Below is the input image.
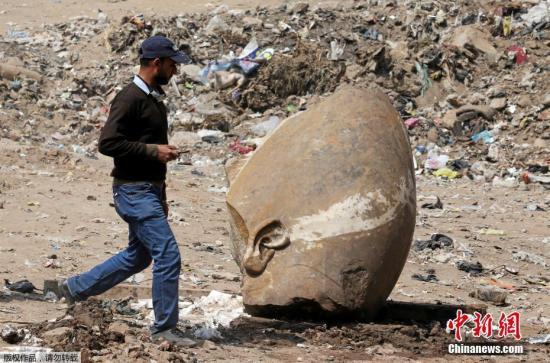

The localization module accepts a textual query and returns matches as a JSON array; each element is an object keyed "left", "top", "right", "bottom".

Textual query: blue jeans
[{"left": 67, "top": 182, "right": 181, "bottom": 333}]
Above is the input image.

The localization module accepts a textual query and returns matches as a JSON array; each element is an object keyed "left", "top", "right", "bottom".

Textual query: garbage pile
[{"left": 0, "top": 0, "right": 548, "bottom": 180}]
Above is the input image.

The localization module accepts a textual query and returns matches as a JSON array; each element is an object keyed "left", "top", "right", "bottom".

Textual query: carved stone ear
[
  {"left": 255, "top": 220, "right": 290, "bottom": 249},
  {"left": 243, "top": 220, "right": 290, "bottom": 276}
]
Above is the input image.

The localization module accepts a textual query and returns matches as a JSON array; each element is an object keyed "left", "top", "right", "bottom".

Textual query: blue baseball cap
[{"left": 139, "top": 36, "right": 191, "bottom": 64}]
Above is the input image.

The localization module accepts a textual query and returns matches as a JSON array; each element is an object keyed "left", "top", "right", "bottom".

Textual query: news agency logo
[
  {"left": 447, "top": 309, "right": 521, "bottom": 341},
  {"left": 448, "top": 343, "right": 524, "bottom": 355},
  {"left": 446, "top": 309, "right": 524, "bottom": 355}
]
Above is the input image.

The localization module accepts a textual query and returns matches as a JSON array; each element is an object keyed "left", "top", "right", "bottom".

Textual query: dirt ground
[
  {"left": 0, "top": 137, "right": 548, "bottom": 361},
  {"left": 0, "top": 0, "right": 549, "bottom": 361},
  {"left": 0, "top": 0, "right": 351, "bottom": 33}
]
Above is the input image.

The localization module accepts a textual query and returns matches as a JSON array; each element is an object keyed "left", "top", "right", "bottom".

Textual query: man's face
[{"left": 153, "top": 58, "right": 178, "bottom": 85}]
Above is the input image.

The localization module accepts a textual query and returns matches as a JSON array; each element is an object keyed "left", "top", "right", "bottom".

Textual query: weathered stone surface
[{"left": 225, "top": 86, "right": 416, "bottom": 318}]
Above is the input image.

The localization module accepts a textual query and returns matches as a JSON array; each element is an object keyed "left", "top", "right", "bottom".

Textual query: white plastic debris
[
  {"left": 191, "top": 155, "right": 221, "bottom": 166},
  {"left": 521, "top": 1, "right": 550, "bottom": 27},
  {"left": 512, "top": 251, "right": 547, "bottom": 267},
  {"left": 44, "top": 291, "right": 59, "bottom": 301},
  {"left": 131, "top": 291, "right": 246, "bottom": 339},
  {"left": 238, "top": 37, "right": 259, "bottom": 59},
  {"left": 528, "top": 334, "right": 550, "bottom": 344},
  {"left": 210, "top": 4, "right": 229, "bottom": 15},
  {"left": 251, "top": 116, "right": 281, "bottom": 137},
  {"left": 424, "top": 150, "right": 449, "bottom": 170},
  {"left": 125, "top": 273, "right": 145, "bottom": 284},
  {"left": 196, "top": 129, "right": 224, "bottom": 139},
  {"left": 492, "top": 176, "right": 517, "bottom": 189},
  {"left": 179, "top": 290, "right": 245, "bottom": 339},
  {"left": 207, "top": 186, "right": 228, "bottom": 194},
  {"left": 329, "top": 40, "right": 345, "bottom": 61},
  {"left": 433, "top": 252, "right": 455, "bottom": 264},
  {"left": 130, "top": 298, "right": 153, "bottom": 310}
]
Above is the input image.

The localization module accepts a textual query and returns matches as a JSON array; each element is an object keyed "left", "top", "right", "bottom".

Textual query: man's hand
[{"left": 157, "top": 145, "right": 179, "bottom": 163}]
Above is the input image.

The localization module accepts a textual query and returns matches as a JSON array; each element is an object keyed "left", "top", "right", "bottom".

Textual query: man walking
[{"left": 59, "top": 36, "right": 196, "bottom": 347}]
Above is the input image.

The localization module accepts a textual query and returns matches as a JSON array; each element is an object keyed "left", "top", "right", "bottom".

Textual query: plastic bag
[
  {"left": 471, "top": 130, "right": 494, "bottom": 144},
  {"left": 424, "top": 150, "right": 449, "bottom": 170},
  {"left": 239, "top": 37, "right": 259, "bottom": 59},
  {"left": 433, "top": 168, "right": 459, "bottom": 179}
]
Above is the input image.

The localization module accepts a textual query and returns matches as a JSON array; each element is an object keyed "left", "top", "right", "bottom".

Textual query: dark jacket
[{"left": 99, "top": 82, "right": 168, "bottom": 181}]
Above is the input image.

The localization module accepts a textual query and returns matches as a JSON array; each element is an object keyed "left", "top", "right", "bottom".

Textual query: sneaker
[
  {"left": 152, "top": 328, "right": 198, "bottom": 348},
  {"left": 57, "top": 279, "right": 76, "bottom": 306}
]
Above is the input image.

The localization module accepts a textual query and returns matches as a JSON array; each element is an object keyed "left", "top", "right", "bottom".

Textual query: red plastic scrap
[
  {"left": 507, "top": 45, "right": 527, "bottom": 65},
  {"left": 404, "top": 118, "right": 420, "bottom": 129},
  {"left": 229, "top": 139, "right": 255, "bottom": 154},
  {"left": 521, "top": 172, "right": 531, "bottom": 184}
]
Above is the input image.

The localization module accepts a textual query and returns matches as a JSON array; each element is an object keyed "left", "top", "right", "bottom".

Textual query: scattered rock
[
  {"left": 414, "top": 234, "right": 454, "bottom": 251},
  {"left": 1, "top": 325, "right": 24, "bottom": 344},
  {"left": 107, "top": 321, "right": 131, "bottom": 337},
  {"left": 158, "top": 340, "right": 172, "bottom": 351},
  {"left": 0, "top": 64, "right": 43, "bottom": 82},
  {"left": 289, "top": 3, "right": 309, "bottom": 15},
  {"left": 513, "top": 251, "right": 547, "bottom": 266},
  {"left": 180, "top": 64, "right": 203, "bottom": 83},
  {"left": 421, "top": 196, "right": 443, "bottom": 209},
  {"left": 449, "top": 25, "right": 499, "bottom": 62},
  {"left": 412, "top": 270, "right": 438, "bottom": 282},
  {"left": 202, "top": 340, "right": 218, "bottom": 350},
  {"left": 42, "top": 327, "right": 71, "bottom": 344},
  {"left": 456, "top": 260, "right": 483, "bottom": 275},
  {"left": 345, "top": 64, "right": 363, "bottom": 80},
  {"left": 242, "top": 17, "right": 263, "bottom": 28},
  {"left": 170, "top": 131, "right": 202, "bottom": 148},
  {"left": 211, "top": 272, "right": 240, "bottom": 282},
  {"left": 489, "top": 97, "right": 507, "bottom": 111},
  {"left": 469, "top": 287, "right": 507, "bottom": 306}
]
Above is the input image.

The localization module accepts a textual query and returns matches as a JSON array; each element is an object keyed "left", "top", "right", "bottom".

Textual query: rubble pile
[
  {"left": 240, "top": 40, "right": 345, "bottom": 111},
  {"left": 25, "top": 299, "right": 197, "bottom": 361},
  {"left": 0, "top": 0, "right": 548, "bottom": 186}
]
